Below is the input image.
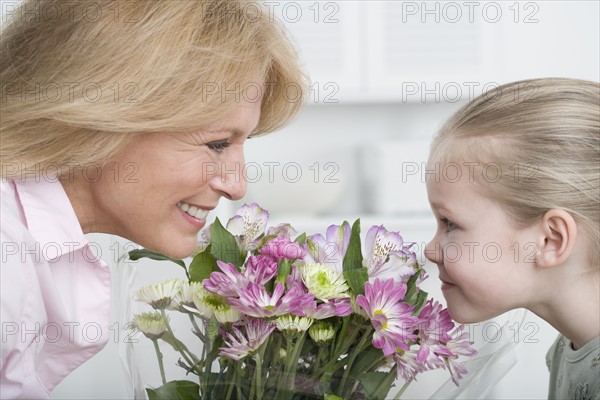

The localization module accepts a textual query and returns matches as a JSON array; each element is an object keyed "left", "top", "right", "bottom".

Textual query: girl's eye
[
  {"left": 206, "top": 141, "right": 231, "bottom": 153},
  {"left": 440, "top": 217, "right": 458, "bottom": 232}
]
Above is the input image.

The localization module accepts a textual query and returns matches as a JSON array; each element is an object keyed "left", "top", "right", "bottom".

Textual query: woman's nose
[{"left": 211, "top": 148, "right": 247, "bottom": 200}]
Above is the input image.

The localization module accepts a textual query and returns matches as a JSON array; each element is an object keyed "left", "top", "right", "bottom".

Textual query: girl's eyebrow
[{"left": 430, "top": 202, "right": 449, "bottom": 211}]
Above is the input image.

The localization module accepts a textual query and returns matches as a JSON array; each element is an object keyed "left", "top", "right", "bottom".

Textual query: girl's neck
[{"left": 531, "top": 269, "right": 600, "bottom": 350}]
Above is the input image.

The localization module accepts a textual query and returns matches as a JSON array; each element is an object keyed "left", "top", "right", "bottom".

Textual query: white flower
[
  {"left": 275, "top": 315, "right": 314, "bottom": 333},
  {"left": 214, "top": 308, "right": 242, "bottom": 324},
  {"left": 174, "top": 281, "right": 204, "bottom": 312},
  {"left": 135, "top": 279, "right": 183, "bottom": 310},
  {"left": 300, "top": 263, "right": 350, "bottom": 301},
  {"left": 226, "top": 203, "right": 269, "bottom": 252},
  {"left": 190, "top": 289, "right": 241, "bottom": 323},
  {"left": 133, "top": 312, "right": 167, "bottom": 340},
  {"left": 308, "top": 320, "right": 336, "bottom": 344}
]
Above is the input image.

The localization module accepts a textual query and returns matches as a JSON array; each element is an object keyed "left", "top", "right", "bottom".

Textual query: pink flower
[
  {"left": 445, "top": 327, "right": 477, "bottom": 385},
  {"left": 228, "top": 282, "right": 314, "bottom": 318},
  {"left": 363, "top": 226, "right": 420, "bottom": 284},
  {"left": 203, "top": 260, "right": 249, "bottom": 297},
  {"left": 393, "top": 347, "right": 424, "bottom": 381},
  {"left": 417, "top": 300, "right": 454, "bottom": 343},
  {"left": 226, "top": 203, "right": 269, "bottom": 252},
  {"left": 219, "top": 318, "right": 276, "bottom": 360},
  {"left": 303, "top": 223, "right": 351, "bottom": 274},
  {"left": 204, "top": 257, "right": 279, "bottom": 297},
  {"left": 300, "top": 298, "right": 352, "bottom": 319},
  {"left": 259, "top": 236, "right": 305, "bottom": 260},
  {"left": 409, "top": 301, "right": 458, "bottom": 373},
  {"left": 356, "top": 279, "right": 417, "bottom": 356},
  {"left": 245, "top": 255, "right": 278, "bottom": 285},
  {"left": 266, "top": 223, "right": 298, "bottom": 240}
]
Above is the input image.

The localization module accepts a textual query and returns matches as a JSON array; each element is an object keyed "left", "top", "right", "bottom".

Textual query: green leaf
[
  {"left": 128, "top": 249, "right": 186, "bottom": 269},
  {"left": 357, "top": 372, "right": 396, "bottom": 400},
  {"left": 276, "top": 259, "right": 292, "bottom": 285},
  {"left": 412, "top": 289, "right": 429, "bottom": 315},
  {"left": 188, "top": 245, "right": 217, "bottom": 283},
  {"left": 349, "top": 347, "right": 386, "bottom": 376},
  {"left": 210, "top": 218, "right": 242, "bottom": 269},
  {"left": 146, "top": 380, "right": 200, "bottom": 400},
  {"left": 404, "top": 268, "right": 424, "bottom": 304},
  {"left": 343, "top": 268, "right": 369, "bottom": 296},
  {"left": 294, "top": 232, "right": 307, "bottom": 244},
  {"left": 342, "top": 219, "right": 363, "bottom": 272}
]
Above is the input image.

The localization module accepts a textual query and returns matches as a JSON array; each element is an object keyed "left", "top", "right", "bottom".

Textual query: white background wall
[{"left": 2, "top": 0, "right": 599, "bottom": 399}]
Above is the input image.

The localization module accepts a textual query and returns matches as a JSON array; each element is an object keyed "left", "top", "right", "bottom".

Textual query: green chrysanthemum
[
  {"left": 309, "top": 320, "right": 336, "bottom": 344},
  {"left": 133, "top": 312, "right": 167, "bottom": 340},
  {"left": 275, "top": 314, "right": 314, "bottom": 334},
  {"left": 300, "top": 263, "right": 350, "bottom": 301}
]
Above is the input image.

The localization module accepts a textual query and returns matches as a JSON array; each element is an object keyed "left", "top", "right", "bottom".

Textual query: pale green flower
[
  {"left": 174, "top": 281, "right": 204, "bottom": 312},
  {"left": 133, "top": 312, "right": 167, "bottom": 340},
  {"left": 135, "top": 279, "right": 183, "bottom": 310},
  {"left": 309, "top": 320, "right": 336, "bottom": 344},
  {"left": 275, "top": 314, "right": 314, "bottom": 334},
  {"left": 214, "top": 307, "right": 242, "bottom": 324},
  {"left": 300, "top": 263, "right": 350, "bottom": 301},
  {"left": 191, "top": 290, "right": 241, "bottom": 323}
]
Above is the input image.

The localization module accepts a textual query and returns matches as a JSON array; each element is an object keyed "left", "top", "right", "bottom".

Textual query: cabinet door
[
  {"left": 278, "top": 0, "right": 362, "bottom": 103},
  {"left": 365, "top": 1, "right": 498, "bottom": 102}
]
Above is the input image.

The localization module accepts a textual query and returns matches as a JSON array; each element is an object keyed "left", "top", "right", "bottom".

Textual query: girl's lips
[{"left": 439, "top": 274, "right": 456, "bottom": 290}]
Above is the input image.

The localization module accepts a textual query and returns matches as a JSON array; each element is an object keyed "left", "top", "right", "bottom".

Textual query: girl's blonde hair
[
  {"left": 1, "top": 0, "right": 308, "bottom": 178},
  {"left": 431, "top": 78, "right": 600, "bottom": 262}
]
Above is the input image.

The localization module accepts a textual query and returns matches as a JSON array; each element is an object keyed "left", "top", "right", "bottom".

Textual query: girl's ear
[{"left": 535, "top": 209, "right": 578, "bottom": 268}]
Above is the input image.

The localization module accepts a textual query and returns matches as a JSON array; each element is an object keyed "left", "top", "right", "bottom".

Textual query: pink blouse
[{"left": 1, "top": 179, "right": 111, "bottom": 398}]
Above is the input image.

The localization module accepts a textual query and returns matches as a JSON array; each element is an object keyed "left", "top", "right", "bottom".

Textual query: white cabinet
[
  {"left": 281, "top": 1, "right": 599, "bottom": 103},
  {"left": 278, "top": 1, "right": 363, "bottom": 102}
]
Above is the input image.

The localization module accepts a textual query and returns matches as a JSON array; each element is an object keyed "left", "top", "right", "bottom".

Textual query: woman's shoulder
[{"left": 1, "top": 180, "right": 28, "bottom": 234}]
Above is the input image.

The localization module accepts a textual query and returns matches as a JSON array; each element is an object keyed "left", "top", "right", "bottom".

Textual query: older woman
[{"left": 0, "top": 0, "right": 307, "bottom": 397}]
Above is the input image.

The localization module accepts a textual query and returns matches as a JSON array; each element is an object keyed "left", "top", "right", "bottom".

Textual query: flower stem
[
  {"left": 393, "top": 379, "right": 413, "bottom": 400},
  {"left": 188, "top": 313, "right": 206, "bottom": 342},
  {"left": 160, "top": 309, "right": 201, "bottom": 375},
  {"left": 316, "top": 320, "right": 362, "bottom": 376},
  {"left": 284, "top": 332, "right": 306, "bottom": 400},
  {"left": 224, "top": 361, "right": 236, "bottom": 400},
  {"left": 235, "top": 362, "right": 243, "bottom": 400},
  {"left": 250, "top": 353, "right": 263, "bottom": 400},
  {"left": 315, "top": 345, "right": 326, "bottom": 372},
  {"left": 339, "top": 326, "right": 373, "bottom": 397},
  {"left": 152, "top": 339, "right": 167, "bottom": 385}
]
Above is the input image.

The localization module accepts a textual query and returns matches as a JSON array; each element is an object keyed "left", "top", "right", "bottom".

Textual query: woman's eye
[
  {"left": 206, "top": 141, "right": 231, "bottom": 153},
  {"left": 440, "top": 217, "right": 458, "bottom": 232}
]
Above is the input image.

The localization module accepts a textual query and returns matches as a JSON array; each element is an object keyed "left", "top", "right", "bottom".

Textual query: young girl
[{"left": 424, "top": 78, "right": 599, "bottom": 399}]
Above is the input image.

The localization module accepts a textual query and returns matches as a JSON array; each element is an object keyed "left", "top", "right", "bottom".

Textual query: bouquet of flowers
[{"left": 128, "top": 204, "right": 476, "bottom": 400}]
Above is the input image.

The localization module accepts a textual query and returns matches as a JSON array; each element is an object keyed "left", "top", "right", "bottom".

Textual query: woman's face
[{"left": 91, "top": 98, "right": 261, "bottom": 258}]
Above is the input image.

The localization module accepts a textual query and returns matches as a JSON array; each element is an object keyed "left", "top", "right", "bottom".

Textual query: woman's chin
[{"left": 141, "top": 239, "right": 197, "bottom": 260}]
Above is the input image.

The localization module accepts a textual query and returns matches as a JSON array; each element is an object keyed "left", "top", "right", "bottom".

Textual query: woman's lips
[{"left": 177, "top": 205, "right": 207, "bottom": 229}]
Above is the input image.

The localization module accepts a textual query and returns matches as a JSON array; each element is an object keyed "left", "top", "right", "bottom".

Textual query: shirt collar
[{"left": 15, "top": 179, "right": 88, "bottom": 260}]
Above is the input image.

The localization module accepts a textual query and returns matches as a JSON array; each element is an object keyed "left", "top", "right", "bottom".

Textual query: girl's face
[
  {"left": 424, "top": 160, "right": 538, "bottom": 323},
  {"left": 89, "top": 98, "right": 262, "bottom": 259}
]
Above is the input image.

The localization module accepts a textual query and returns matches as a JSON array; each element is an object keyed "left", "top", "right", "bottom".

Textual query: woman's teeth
[{"left": 177, "top": 201, "right": 209, "bottom": 219}]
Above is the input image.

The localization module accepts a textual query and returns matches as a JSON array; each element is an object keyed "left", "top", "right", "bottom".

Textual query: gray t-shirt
[{"left": 546, "top": 334, "right": 600, "bottom": 400}]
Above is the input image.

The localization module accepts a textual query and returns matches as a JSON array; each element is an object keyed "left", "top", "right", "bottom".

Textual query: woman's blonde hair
[
  {"left": 1, "top": 0, "right": 308, "bottom": 178},
  {"left": 431, "top": 78, "right": 600, "bottom": 262}
]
